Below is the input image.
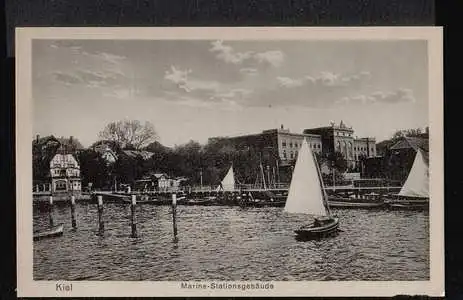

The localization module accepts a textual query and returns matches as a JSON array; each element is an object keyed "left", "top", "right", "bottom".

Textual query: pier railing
[{"left": 113, "top": 183, "right": 400, "bottom": 194}]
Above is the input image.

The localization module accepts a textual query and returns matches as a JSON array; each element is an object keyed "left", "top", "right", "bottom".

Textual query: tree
[
  {"left": 326, "top": 151, "right": 348, "bottom": 174},
  {"left": 392, "top": 128, "right": 424, "bottom": 140},
  {"left": 98, "top": 120, "right": 158, "bottom": 150},
  {"left": 78, "top": 149, "right": 111, "bottom": 189}
]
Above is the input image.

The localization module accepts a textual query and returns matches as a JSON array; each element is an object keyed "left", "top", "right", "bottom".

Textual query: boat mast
[{"left": 312, "top": 151, "right": 332, "bottom": 217}]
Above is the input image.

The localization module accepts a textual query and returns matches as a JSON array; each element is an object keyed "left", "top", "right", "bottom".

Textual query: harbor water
[{"left": 33, "top": 203, "right": 429, "bottom": 281}]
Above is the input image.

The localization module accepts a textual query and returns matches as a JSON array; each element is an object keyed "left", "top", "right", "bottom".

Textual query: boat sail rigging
[
  {"left": 398, "top": 149, "right": 429, "bottom": 198},
  {"left": 284, "top": 138, "right": 339, "bottom": 239},
  {"left": 284, "top": 138, "right": 330, "bottom": 217}
]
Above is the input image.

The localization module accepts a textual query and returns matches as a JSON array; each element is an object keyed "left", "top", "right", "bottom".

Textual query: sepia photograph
[{"left": 16, "top": 27, "right": 444, "bottom": 297}]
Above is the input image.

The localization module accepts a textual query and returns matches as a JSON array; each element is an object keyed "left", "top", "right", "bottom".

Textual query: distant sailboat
[
  {"left": 387, "top": 149, "right": 429, "bottom": 210},
  {"left": 284, "top": 139, "right": 339, "bottom": 239},
  {"left": 216, "top": 165, "right": 235, "bottom": 192}
]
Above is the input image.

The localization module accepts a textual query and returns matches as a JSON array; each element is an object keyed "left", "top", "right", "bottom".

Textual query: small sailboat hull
[
  {"left": 294, "top": 217, "right": 339, "bottom": 239},
  {"left": 33, "top": 224, "right": 64, "bottom": 241},
  {"left": 386, "top": 198, "right": 429, "bottom": 211},
  {"left": 328, "top": 200, "right": 385, "bottom": 209},
  {"left": 184, "top": 197, "right": 216, "bottom": 206}
]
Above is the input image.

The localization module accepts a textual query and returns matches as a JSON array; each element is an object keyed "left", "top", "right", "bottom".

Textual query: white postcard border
[{"left": 16, "top": 26, "right": 444, "bottom": 297}]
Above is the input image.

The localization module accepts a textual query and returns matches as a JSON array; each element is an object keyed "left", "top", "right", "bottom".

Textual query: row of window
[
  {"left": 282, "top": 150, "right": 298, "bottom": 159},
  {"left": 336, "top": 132, "right": 352, "bottom": 137},
  {"left": 50, "top": 169, "right": 80, "bottom": 177},
  {"left": 282, "top": 140, "right": 321, "bottom": 149},
  {"left": 354, "top": 146, "right": 374, "bottom": 152}
]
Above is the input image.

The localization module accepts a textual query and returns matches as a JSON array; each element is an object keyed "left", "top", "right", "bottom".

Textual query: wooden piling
[
  {"left": 70, "top": 195, "right": 77, "bottom": 229},
  {"left": 48, "top": 196, "right": 54, "bottom": 227},
  {"left": 97, "top": 195, "right": 104, "bottom": 234},
  {"left": 130, "top": 195, "right": 138, "bottom": 238},
  {"left": 172, "top": 193, "right": 178, "bottom": 242}
]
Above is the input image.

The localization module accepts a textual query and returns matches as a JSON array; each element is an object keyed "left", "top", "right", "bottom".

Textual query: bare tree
[{"left": 98, "top": 120, "right": 158, "bottom": 150}]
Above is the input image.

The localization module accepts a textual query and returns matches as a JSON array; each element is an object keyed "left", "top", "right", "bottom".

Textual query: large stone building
[
  {"left": 210, "top": 121, "right": 376, "bottom": 183},
  {"left": 219, "top": 125, "right": 322, "bottom": 167},
  {"left": 304, "top": 120, "right": 376, "bottom": 168},
  {"left": 50, "top": 144, "right": 82, "bottom": 193}
]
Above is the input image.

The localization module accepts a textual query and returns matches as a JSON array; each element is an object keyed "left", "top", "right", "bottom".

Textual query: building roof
[
  {"left": 122, "top": 150, "right": 154, "bottom": 160},
  {"left": 390, "top": 137, "right": 429, "bottom": 152}
]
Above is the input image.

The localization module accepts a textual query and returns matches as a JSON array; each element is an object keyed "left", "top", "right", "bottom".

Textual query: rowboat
[{"left": 33, "top": 224, "right": 64, "bottom": 241}]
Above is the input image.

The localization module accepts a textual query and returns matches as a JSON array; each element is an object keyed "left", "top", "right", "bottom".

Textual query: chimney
[
  {"left": 36, "top": 134, "right": 39, "bottom": 143},
  {"left": 280, "top": 124, "right": 284, "bottom": 130}
]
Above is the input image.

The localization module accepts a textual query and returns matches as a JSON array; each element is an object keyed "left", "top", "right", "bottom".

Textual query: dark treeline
[{"left": 33, "top": 135, "right": 349, "bottom": 190}]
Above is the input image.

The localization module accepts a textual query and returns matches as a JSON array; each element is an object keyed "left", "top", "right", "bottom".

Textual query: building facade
[
  {"left": 50, "top": 145, "right": 82, "bottom": 193},
  {"left": 304, "top": 121, "right": 376, "bottom": 168},
  {"left": 221, "top": 125, "right": 322, "bottom": 167}
]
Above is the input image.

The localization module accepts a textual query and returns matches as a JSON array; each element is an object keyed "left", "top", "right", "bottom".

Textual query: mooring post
[
  {"left": 48, "top": 196, "right": 54, "bottom": 227},
  {"left": 70, "top": 195, "right": 77, "bottom": 229},
  {"left": 97, "top": 195, "right": 104, "bottom": 234},
  {"left": 172, "top": 193, "right": 178, "bottom": 242},
  {"left": 131, "top": 195, "right": 138, "bottom": 238}
]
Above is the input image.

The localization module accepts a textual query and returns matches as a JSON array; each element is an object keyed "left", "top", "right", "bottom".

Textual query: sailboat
[
  {"left": 216, "top": 165, "right": 235, "bottom": 192},
  {"left": 386, "top": 149, "right": 429, "bottom": 210},
  {"left": 284, "top": 139, "right": 339, "bottom": 239}
]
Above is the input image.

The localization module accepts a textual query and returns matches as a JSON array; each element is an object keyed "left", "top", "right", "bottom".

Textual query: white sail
[
  {"left": 399, "top": 149, "right": 429, "bottom": 198},
  {"left": 218, "top": 166, "right": 235, "bottom": 191},
  {"left": 284, "top": 138, "right": 328, "bottom": 216}
]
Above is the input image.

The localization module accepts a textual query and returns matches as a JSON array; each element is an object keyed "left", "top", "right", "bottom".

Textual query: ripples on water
[{"left": 33, "top": 203, "right": 429, "bottom": 281}]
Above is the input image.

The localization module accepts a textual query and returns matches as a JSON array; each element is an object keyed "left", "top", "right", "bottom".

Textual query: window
[
  {"left": 290, "top": 152, "right": 294, "bottom": 159},
  {"left": 282, "top": 140, "right": 286, "bottom": 147},
  {"left": 283, "top": 151, "right": 287, "bottom": 158},
  {"left": 289, "top": 142, "right": 293, "bottom": 147},
  {"left": 317, "top": 144, "right": 320, "bottom": 149}
]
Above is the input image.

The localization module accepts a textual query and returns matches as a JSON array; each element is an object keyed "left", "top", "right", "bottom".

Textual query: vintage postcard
[{"left": 16, "top": 27, "right": 444, "bottom": 297}]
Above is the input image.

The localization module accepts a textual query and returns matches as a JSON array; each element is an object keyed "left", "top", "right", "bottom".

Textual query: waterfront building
[
  {"left": 91, "top": 140, "right": 119, "bottom": 165},
  {"left": 214, "top": 121, "right": 375, "bottom": 170},
  {"left": 49, "top": 144, "right": 82, "bottom": 193},
  {"left": 214, "top": 124, "right": 322, "bottom": 167},
  {"left": 134, "top": 173, "right": 188, "bottom": 192},
  {"left": 303, "top": 120, "right": 376, "bottom": 168}
]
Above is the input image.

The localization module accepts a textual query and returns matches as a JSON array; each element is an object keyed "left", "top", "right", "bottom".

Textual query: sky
[{"left": 32, "top": 39, "right": 429, "bottom": 148}]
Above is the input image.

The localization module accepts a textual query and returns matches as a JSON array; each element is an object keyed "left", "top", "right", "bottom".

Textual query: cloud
[
  {"left": 103, "top": 88, "right": 132, "bottom": 99},
  {"left": 164, "top": 66, "right": 220, "bottom": 93},
  {"left": 209, "top": 40, "right": 254, "bottom": 64},
  {"left": 96, "top": 52, "right": 126, "bottom": 65},
  {"left": 239, "top": 68, "right": 258, "bottom": 76},
  {"left": 52, "top": 68, "right": 126, "bottom": 89},
  {"left": 48, "top": 42, "right": 126, "bottom": 67},
  {"left": 52, "top": 71, "right": 84, "bottom": 85},
  {"left": 254, "top": 50, "right": 285, "bottom": 67},
  {"left": 212, "top": 88, "right": 253, "bottom": 101},
  {"left": 371, "top": 89, "right": 416, "bottom": 104},
  {"left": 209, "top": 40, "right": 285, "bottom": 67},
  {"left": 277, "top": 71, "right": 371, "bottom": 89},
  {"left": 336, "top": 89, "right": 416, "bottom": 105},
  {"left": 249, "top": 71, "right": 372, "bottom": 108},
  {"left": 277, "top": 76, "right": 305, "bottom": 88}
]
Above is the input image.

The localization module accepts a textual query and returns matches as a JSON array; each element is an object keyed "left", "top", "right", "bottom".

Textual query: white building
[{"left": 50, "top": 145, "right": 81, "bottom": 193}]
